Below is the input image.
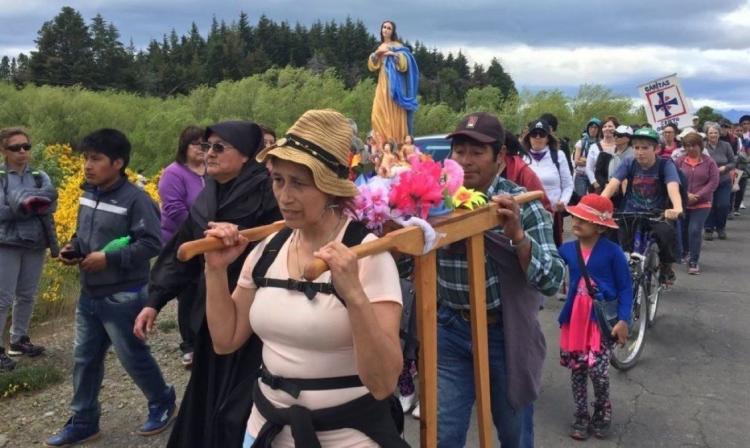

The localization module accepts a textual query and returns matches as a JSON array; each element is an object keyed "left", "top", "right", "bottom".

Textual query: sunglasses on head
[
  {"left": 5, "top": 143, "right": 32, "bottom": 152},
  {"left": 204, "top": 142, "right": 233, "bottom": 153}
]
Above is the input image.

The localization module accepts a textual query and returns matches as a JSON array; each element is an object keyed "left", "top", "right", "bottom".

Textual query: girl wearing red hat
[{"left": 557, "top": 194, "right": 633, "bottom": 440}]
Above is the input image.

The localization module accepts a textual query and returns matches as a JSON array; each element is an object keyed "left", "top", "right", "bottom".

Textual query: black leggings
[{"left": 618, "top": 219, "right": 676, "bottom": 264}]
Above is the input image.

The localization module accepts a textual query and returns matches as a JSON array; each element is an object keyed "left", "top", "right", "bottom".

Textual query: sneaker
[
  {"left": 688, "top": 263, "right": 700, "bottom": 275},
  {"left": 8, "top": 336, "right": 45, "bottom": 357},
  {"left": 680, "top": 253, "right": 690, "bottom": 265},
  {"left": 734, "top": 211, "right": 741, "bottom": 216},
  {"left": 591, "top": 402, "right": 612, "bottom": 439},
  {"left": 703, "top": 230, "right": 714, "bottom": 241},
  {"left": 398, "top": 392, "right": 416, "bottom": 413},
  {"left": 0, "top": 349, "right": 17, "bottom": 371},
  {"left": 569, "top": 414, "right": 590, "bottom": 441},
  {"left": 717, "top": 229, "right": 727, "bottom": 240},
  {"left": 45, "top": 417, "right": 101, "bottom": 447},
  {"left": 411, "top": 403, "right": 420, "bottom": 419},
  {"left": 741, "top": 202, "right": 746, "bottom": 209},
  {"left": 137, "top": 386, "right": 177, "bottom": 436},
  {"left": 181, "top": 352, "right": 193, "bottom": 368}
]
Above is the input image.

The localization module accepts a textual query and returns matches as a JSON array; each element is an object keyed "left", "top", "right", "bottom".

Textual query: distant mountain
[{"left": 718, "top": 109, "right": 750, "bottom": 123}]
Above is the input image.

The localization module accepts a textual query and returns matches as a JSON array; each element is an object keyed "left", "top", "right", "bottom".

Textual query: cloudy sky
[{"left": 2, "top": 0, "right": 750, "bottom": 112}]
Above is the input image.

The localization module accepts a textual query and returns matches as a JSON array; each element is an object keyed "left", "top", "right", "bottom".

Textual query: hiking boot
[
  {"left": 0, "top": 348, "right": 17, "bottom": 371},
  {"left": 688, "top": 263, "right": 700, "bottom": 275},
  {"left": 8, "top": 336, "right": 45, "bottom": 357},
  {"left": 704, "top": 230, "right": 714, "bottom": 241},
  {"left": 591, "top": 402, "right": 612, "bottom": 439},
  {"left": 569, "top": 413, "right": 591, "bottom": 440},
  {"left": 45, "top": 417, "right": 101, "bottom": 447},
  {"left": 717, "top": 229, "right": 727, "bottom": 240},
  {"left": 137, "top": 386, "right": 176, "bottom": 436}
]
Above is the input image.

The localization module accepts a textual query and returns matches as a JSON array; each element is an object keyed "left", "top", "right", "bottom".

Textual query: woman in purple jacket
[
  {"left": 157, "top": 125, "right": 206, "bottom": 366},
  {"left": 675, "top": 132, "right": 719, "bottom": 275}
]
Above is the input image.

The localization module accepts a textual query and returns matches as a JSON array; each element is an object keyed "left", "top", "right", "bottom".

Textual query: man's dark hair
[
  {"left": 77, "top": 128, "right": 131, "bottom": 174},
  {"left": 175, "top": 125, "right": 205, "bottom": 165},
  {"left": 450, "top": 135, "right": 501, "bottom": 158},
  {"left": 539, "top": 113, "right": 558, "bottom": 132}
]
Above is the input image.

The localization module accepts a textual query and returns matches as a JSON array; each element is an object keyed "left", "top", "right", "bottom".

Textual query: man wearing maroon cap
[{"left": 436, "top": 112, "right": 565, "bottom": 447}]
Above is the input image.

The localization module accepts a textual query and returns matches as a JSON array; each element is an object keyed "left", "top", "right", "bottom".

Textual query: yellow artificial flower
[{"left": 452, "top": 186, "right": 487, "bottom": 210}]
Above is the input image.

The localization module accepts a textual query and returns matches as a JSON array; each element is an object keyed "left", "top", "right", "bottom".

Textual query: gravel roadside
[{"left": 0, "top": 301, "right": 191, "bottom": 448}]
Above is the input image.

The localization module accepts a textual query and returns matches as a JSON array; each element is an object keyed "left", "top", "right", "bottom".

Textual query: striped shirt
[{"left": 437, "top": 176, "right": 565, "bottom": 310}]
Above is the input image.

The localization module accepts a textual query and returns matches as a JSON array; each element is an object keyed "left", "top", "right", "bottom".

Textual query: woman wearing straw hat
[{"left": 202, "top": 109, "right": 407, "bottom": 447}]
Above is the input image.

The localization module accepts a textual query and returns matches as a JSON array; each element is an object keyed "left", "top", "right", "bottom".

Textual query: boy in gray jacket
[
  {"left": 46, "top": 129, "right": 175, "bottom": 447},
  {"left": 0, "top": 127, "right": 59, "bottom": 371}
]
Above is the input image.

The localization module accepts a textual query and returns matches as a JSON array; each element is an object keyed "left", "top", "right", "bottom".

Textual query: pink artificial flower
[
  {"left": 441, "top": 159, "right": 464, "bottom": 195},
  {"left": 389, "top": 169, "right": 444, "bottom": 219}
]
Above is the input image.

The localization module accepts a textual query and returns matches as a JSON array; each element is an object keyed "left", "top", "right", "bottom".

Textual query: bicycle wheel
[
  {"left": 611, "top": 277, "right": 648, "bottom": 371},
  {"left": 645, "top": 243, "right": 661, "bottom": 327}
]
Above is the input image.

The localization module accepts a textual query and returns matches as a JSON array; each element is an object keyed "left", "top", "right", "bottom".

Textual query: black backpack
[
  {"left": 624, "top": 157, "right": 688, "bottom": 211},
  {"left": 250, "top": 220, "right": 406, "bottom": 435}
]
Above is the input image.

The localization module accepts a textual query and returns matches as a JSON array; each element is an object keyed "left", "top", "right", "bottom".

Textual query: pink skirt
[{"left": 560, "top": 279, "right": 602, "bottom": 369}]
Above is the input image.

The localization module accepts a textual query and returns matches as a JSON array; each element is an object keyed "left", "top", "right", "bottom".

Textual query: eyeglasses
[
  {"left": 204, "top": 142, "right": 234, "bottom": 153},
  {"left": 5, "top": 143, "right": 32, "bottom": 152},
  {"left": 529, "top": 132, "right": 547, "bottom": 139},
  {"left": 190, "top": 141, "right": 209, "bottom": 151}
]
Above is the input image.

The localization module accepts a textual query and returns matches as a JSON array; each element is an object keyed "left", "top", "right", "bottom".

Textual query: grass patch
[
  {"left": 157, "top": 319, "right": 178, "bottom": 333},
  {"left": 0, "top": 364, "right": 65, "bottom": 399}
]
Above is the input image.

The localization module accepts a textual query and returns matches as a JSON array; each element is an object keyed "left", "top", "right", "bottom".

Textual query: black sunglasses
[
  {"left": 5, "top": 143, "right": 32, "bottom": 152},
  {"left": 204, "top": 142, "right": 233, "bottom": 153},
  {"left": 529, "top": 131, "right": 547, "bottom": 138}
]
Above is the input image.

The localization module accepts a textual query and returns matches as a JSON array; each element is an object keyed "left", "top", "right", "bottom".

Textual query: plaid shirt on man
[{"left": 437, "top": 175, "right": 564, "bottom": 310}]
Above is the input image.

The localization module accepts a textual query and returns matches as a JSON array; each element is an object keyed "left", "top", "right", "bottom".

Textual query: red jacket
[{"left": 502, "top": 155, "right": 553, "bottom": 212}]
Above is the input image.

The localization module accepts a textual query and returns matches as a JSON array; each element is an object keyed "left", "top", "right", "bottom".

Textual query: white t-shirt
[{"left": 236, "top": 219, "right": 402, "bottom": 447}]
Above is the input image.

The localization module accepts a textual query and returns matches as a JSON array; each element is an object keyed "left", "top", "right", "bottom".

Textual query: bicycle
[{"left": 610, "top": 210, "right": 667, "bottom": 371}]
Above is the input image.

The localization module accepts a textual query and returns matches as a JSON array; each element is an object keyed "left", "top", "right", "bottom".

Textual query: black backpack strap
[
  {"left": 252, "top": 227, "right": 294, "bottom": 281},
  {"left": 575, "top": 241, "right": 598, "bottom": 299},
  {"left": 31, "top": 170, "right": 44, "bottom": 189},
  {"left": 342, "top": 219, "right": 371, "bottom": 247},
  {"left": 549, "top": 147, "right": 560, "bottom": 172},
  {"left": 252, "top": 220, "right": 371, "bottom": 304}
]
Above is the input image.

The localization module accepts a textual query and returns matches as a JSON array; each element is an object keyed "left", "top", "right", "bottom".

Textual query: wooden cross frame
[{"left": 177, "top": 191, "right": 543, "bottom": 447}]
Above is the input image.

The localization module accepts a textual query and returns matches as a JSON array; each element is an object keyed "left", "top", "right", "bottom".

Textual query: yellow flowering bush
[{"left": 34, "top": 144, "right": 162, "bottom": 318}]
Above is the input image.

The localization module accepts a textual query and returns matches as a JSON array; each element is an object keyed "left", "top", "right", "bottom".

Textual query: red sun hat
[{"left": 565, "top": 194, "right": 618, "bottom": 229}]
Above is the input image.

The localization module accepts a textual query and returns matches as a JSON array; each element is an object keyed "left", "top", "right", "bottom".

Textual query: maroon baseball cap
[{"left": 447, "top": 112, "right": 505, "bottom": 144}]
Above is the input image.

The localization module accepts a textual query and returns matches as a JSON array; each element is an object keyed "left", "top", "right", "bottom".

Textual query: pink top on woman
[{"left": 236, "top": 219, "right": 402, "bottom": 447}]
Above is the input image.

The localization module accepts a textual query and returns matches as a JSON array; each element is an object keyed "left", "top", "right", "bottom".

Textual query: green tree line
[
  {"left": 0, "top": 65, "right": 646, "bottom": 174},
  {"left": 1, "top": 6, "right": 515, "bottom": 110}
]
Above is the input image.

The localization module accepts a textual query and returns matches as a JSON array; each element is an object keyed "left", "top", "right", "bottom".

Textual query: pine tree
[
  {"left": 486, "top": 58, "right": 517, "bottom": 98},
  {"left": 0, "top": 56, "right": 10, "bottom": 81},
  {"left": 29, "top": 6, "right": 94, "bottom": 87}
]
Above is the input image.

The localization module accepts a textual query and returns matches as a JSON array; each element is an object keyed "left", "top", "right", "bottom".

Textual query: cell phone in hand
[{"left": 60, "top": 249, "right": 83, "bottom": 260}]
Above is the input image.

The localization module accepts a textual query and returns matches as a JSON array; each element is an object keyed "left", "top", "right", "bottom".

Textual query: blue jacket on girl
[{"left": 558, "top": 237, "right": 633, "bottom": 325}]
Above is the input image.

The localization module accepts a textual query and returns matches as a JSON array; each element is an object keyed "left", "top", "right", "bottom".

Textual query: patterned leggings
[{"left": 571, "top": 344, "right": 612, "bottom": 418}]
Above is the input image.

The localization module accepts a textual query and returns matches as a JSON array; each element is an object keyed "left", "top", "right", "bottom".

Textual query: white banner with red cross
[{"left": 638, "top": 73, "right": 695, "bottom": 131}]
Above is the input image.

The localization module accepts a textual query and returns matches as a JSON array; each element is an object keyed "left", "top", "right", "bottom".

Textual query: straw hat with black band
[{"left": 256, "top": 109, "right": 359, "bottom": 198}]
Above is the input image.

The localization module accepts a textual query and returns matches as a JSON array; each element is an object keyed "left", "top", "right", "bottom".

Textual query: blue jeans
[
  {"left": 705, "top": 179, "right": 732, "bottom": 232},
  {"left": 682, "top": 208, "right": 710, "bottom": 264},
  {"left": 437, "top": 306, "right": 534, "bottom": 448},
  {"left": 71, "top": 288, "right": 171, "bottom": 424},
  {"left": 573, "top": 174, "right": 589, "bottom": 198}
]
